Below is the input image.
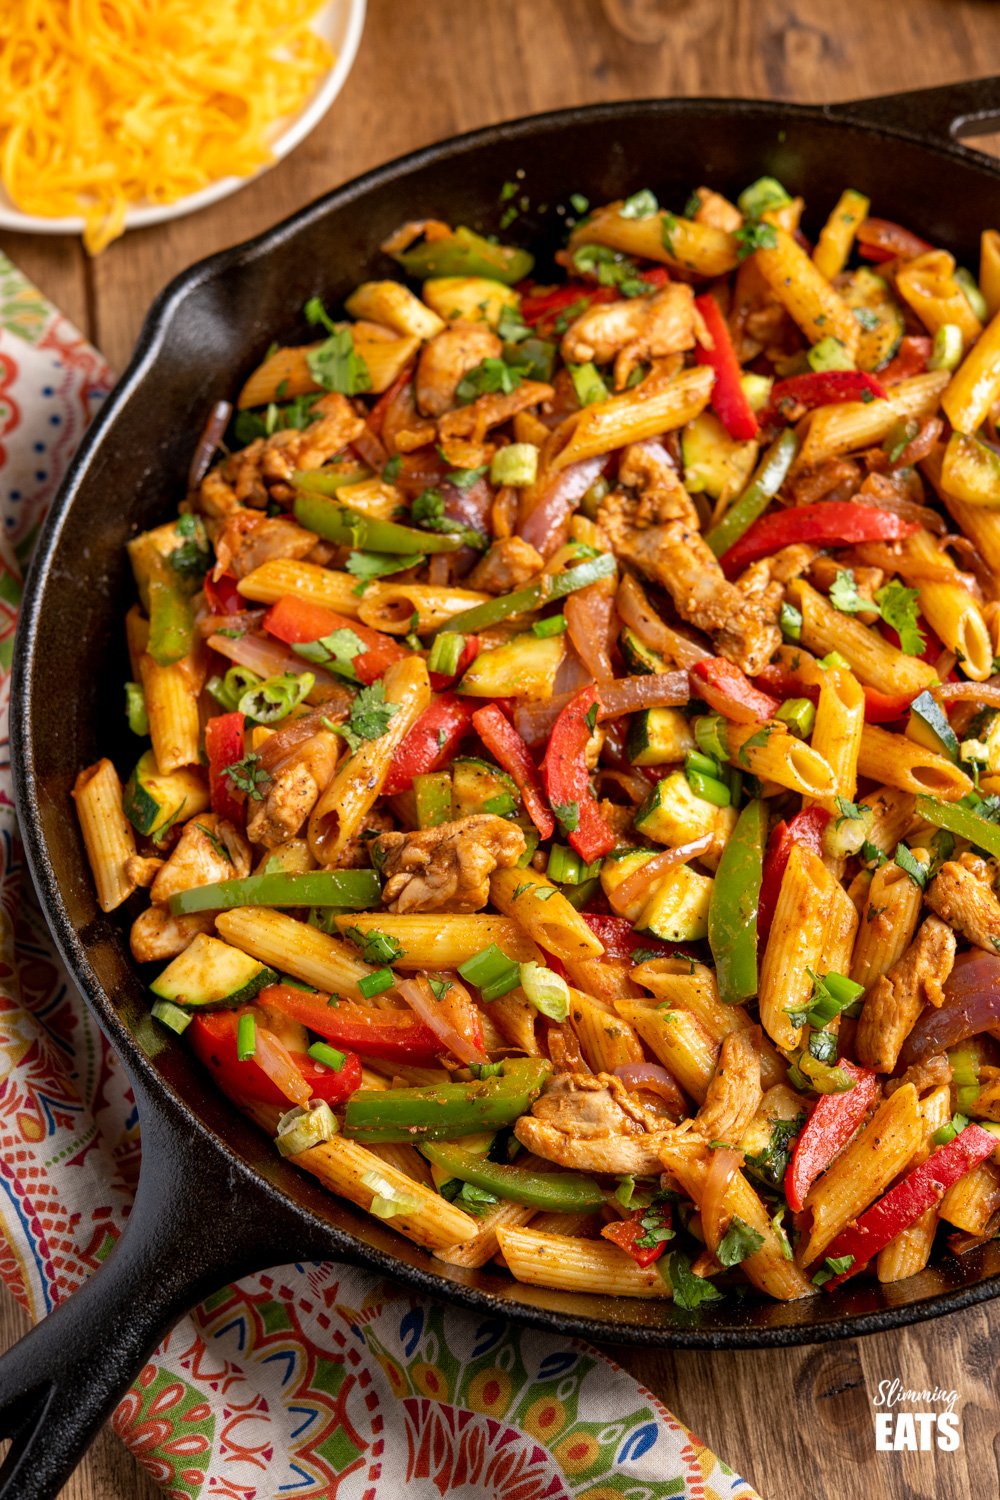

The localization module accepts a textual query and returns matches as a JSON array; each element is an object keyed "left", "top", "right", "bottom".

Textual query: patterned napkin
[{"left": 0, "top": 249, "right": 761, "bottom": 1500}]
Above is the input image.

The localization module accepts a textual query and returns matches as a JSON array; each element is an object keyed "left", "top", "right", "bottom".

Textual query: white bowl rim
[{"left": 0, "top": 0, "right": 367, "bottom": 237}]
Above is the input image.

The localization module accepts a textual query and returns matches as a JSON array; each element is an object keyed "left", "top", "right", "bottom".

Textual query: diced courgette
[
  {"left": 619, "top": 628, "right": 666, "bottom": 676},
  {"left": 626, "top": 708, "right": 695, "bottom": 766},
  {"left": 458, "top": 633, "right": 563, "bottom": 699},
  {"left": 633, "top": 770, "right": 735, "bottom": 867},
  {"left": 150, "top": 933, "right": 278, "bottom": 1006},
  {"left": 123, "top": 750, "right": 209, "bottom": 837},
  {"left": 452, "top": 757, "right": 520, "bottom": 818},
  {"left": 635, "top": 864, "right": 713, "bottom": 942},
  {"left": 600, "top": 847, "right": 660, "bottom": 921},
  {"left": 682, "top": 410, "right": 758, "bottom": 500}
]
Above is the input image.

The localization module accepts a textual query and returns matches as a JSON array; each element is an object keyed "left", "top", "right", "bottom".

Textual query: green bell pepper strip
[
  {"left": 421, "top": 1142, "right": 606, "bottom": 1212},
  {"left": 342, "top": 1057, "right": 551, "bottom": 1143},
  {"left": 441, "top": 554, "right": 616, "bottom": 636},
  {"left": 393, "top": 226, "right": 534, "bottom": 285},
  {"left": 293, "top": 493, "right": 463, "bottom": 554},
  {"left": 915, "top": 794, "right": 1000, "bottom": 860},
  {"left": 708, "top": 798, "right": 767, "bottom": 1004},
  {"left": 169, "top": 869, "right": 381, "bottom": 916},
  {"left": 148, "top": 557, "right": 195, "bottom": 666},
  {"left": 291, "top": 464, "right": 371, "bottom": 494},
  {"left": 704, "top": 429, "right": 799, "bottom": 559}
]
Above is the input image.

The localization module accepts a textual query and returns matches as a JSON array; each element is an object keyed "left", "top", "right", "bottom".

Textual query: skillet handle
[
  {"left": 828, "top": 75, "right": 1000, "bottom": 148},
  {"left": 0, "top": 1083, "right": 326, "bottom": 1500}
]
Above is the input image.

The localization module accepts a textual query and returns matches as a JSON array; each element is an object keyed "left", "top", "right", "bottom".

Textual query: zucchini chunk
[
  {"left": 150, "top": 933, "right": 278, "bottom": 1007},
  {"left": 123, "top": 750, "right": 209, "bottom": 837}
]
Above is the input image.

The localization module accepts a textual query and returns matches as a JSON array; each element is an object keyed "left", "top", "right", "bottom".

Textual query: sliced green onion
[
  {"left": 693, "top": 713, "right": 730, "bottom": 762},
  {"left": 685, "top": 763, "right": 731, "bottom": 807},
  {"left": 150, "top": 998, "right": 192, "bottom": 1035},
  {"left": 807, "top": 337, "right": 854, "bottom": 373},
  {"left": 490, "top": 443, "right": 539, "bottom": 487},
  {"left": 237, "top": 1012, "right": 257, "bottom": 1060},
  {"left": 929, "top": 323, "right": 964, "bottom": 372},
  {"left": 737, "top": 176, "right": 791, "bottom": 218},
  {"left": 568, "top": 362, "right": 609, "bottom": 408},
  {"left": 547, "top": 844, "right": 603, "bottom": 884},
  {"left": 740, "top": 372, "right": 774, "bottom": 412},
  {"left": 519, "top": 961, "right": 571, "bottom": 1021},
  {"left": 955, "top": 267, "right": 988, "bottom": 323},
  {"left": 124, "top": 681, "right": 148, "bottom": 736},
  {"left": 933, "top": 1112, "right": 970, "bottom": 1146},
  {"left": 686, "top": 749, "right": 722, "bottom": 778},
  {"left": 360, "top": 1169, "right": 423, "bottom": 1219},
  {"left": 358, "top": 967, "right": 394, "bottom": 999},
  {"left": 818, "top": 650, "right": 851, "bottom": 671},
  {"left": 949, "top": 1042, "right": 980, "bottom": 1090},
  {"left": 276, "top": 1099, "right": 339, "bottom": 1157},
  {"left": 533, "top": 613, "right": 568, "bottom": 639},
  {"left": 309, "top": 1041, "right": 347, "bottom": 1072},
  {"left": 427, "top": 632, "right": 465, "bottom": 676},
  {"left": 208, "top": 664, "right": 263, "bottom": 713},
  {"left": 580, "top": 475, "right": 611, "bottom": 520},
  {"left": 238, "top": 671, "right": 315, "bottom": 724},
  {"left": 458, "top": 943, "right": 521, "bottom": 1001},
  {"left": 779, "top": 602, "right": 803, "bottom": 643},
  {"left": 776, "top": 697, "right": 816, "bottom": 739}
]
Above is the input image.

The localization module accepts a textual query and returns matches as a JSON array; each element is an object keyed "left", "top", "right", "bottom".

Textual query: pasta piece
[
  {"left": 292, "top": 1135, "right": 478, "bottom": 1251},
  {"left": 568, "top": 203, "right": 738, "bottom": 276},
  {"left": 490, "top": 867, "right": 604, "bottom": 964},
  {"left": 496, "top": 1225, "right": 672, "bottom": 1297},
  {"left": 72, "top": 759, "right": 138, "bottom": 912},
  {"left": 568, "top": 988, "right": 645, "bottom": 1073},
  {"left": 800, "top": 1084, "right": 922, "bottom": 1265},
  {"left": 859, "top": 787, "right": 919, "bottom": 857},
  {"left": 788, "top": 580, "right": 937, "bottom": 698},
  {"left": 981, "top": 229, "right": 1000, "bottom": 321},
  {"left": 796, "top": 371, "right": 949, "bottom": 466},
  {"left": 238, "top": 560, "right": 364, "bottom": 616},
  {"left": 806, "top": 665, "right": 865, "bottom": 813},
  {"left": 725, "top": 721, "right": 836, "bottom": 799},
  {"left": 857, "top": 725, "right": 972, "bottom": 800},
  {"left": 332, "top": 913, "right": 540, "bottom": 968},
  {"left": 358, "top": 582, "right": 492, "bottom": 634},
  {"left": 812, "top": 189, "right": 869, "bottom": 281},
  {"left": 547, "top": 366, "right": 714, "bottom": 472},
  {"left": 939, "top": 1160, "right": 1000, "bottom": 1234},
  {"left": 216, "top": 908, "right": 380, "bottom": 999},
  {"left": 368, "top": 1143, "right": 434, "bottom": 1187},
  {"left": 435, "top": 1200, "right": 536, "bottom": 1268},
  {"left": 238, "top": 328, "right": 421, "bottom": 407},
  {"left": 631, "top": 959, "right": 785, "bottom": 1089},
  {"left": 850, "top": 859, "right": 925, "bottom": 992},
  {"left": 759, "top": 845, "right": 858, "bottom": 1051},
  {"left": 754, "top": 227, "right": 859, "bottom": 353},
  {"left": 309, "top": 656, "right": 431, "bottom": 861},
  {"left": 344, "top": 281, "right": 445, "bottom": 340},
  {"left": 896, "top": 251, "right": 982, "bottom": 342},
  {"left": 140, "top": 653, "right": 201, "bottom": 773},
  {"left": 876, "top": 1083, "right": 951, "bottom": 1284},
  {"left": 615, "top": 998, "right": 714, "bottom": 1102},
  {"left": 942, "top": 305, "right": 1000, "bottom": 434},
  {"left": 902, "top": 529, "right": 992, "bottom": 680}
]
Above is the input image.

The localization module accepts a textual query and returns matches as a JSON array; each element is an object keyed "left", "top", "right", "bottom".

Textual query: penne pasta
[
  {"left": 238, "top": 559, "right": 364, "bottom": 615},
  {"left": 497, "top": 1225, "right": 673, "bottom": 1297},
  {"left": 788, "top": 580, "right": 937, "bottom": 697},
  {"left": 546, "top": 366, "right": 714, "bottom": 472},
  {"left": 139, "top": 652, "right": 201, "bottom": 773},
  {"left": 490, "top": 866, "right": 605, "bottom": 963},
  {"left": 758, "top": 845, "right": 858, "bottom": 1051},
  {"left": 615, "top": 997, "right": 715, "bottom": 1102},
  {"left": 807, "top": 665, "right": 865, "bottom": 813},
  {"left": 896, "top": 251, "right": 982, "bottom": 343},
  {"left": 358, "top": 581, "right": 492, "bottom": 634},
  {"left": 857, "top": 725, "right": 972, "bottom": 801},
  {"left": 938, "top": 1159, "right": 1000, "bottom": 1235},
  {"left": 568, "top": 203, "right": 738, "bottom": 276},
  {"left": 850, "top": 858, "right": 925, "bottom": 992},
  {"left": 216, "top": 907, "right": 381, "bottom": 998},
  {"left": 755, "top": 226, "right": 859, "bottom": 353},
  {"left": 72, "top": 759, "right": 138, "bottom": 912},
  {"left": 942, "top": 304, "right": 1000, "bottom": 434},
  {"left": 725, "top": 721, "right": 836, "bottom": 798},
  {"left": 981, "top": 229, "right": 1000, "bottom": 321},
  {"left": 567, "top": 988, "right": 645, "bottom": 1073},
  {"left": 332, "top": 913, "right": 540, "bottom": 968},
  {"left": 796, "top": 371, "right": 949, "bottom": 467},
  {"left": 812, "top": 189, "right": 869, "bottom": 281},
  {"left": 901, "top": 530, "right": 992, "bottom": 680}
]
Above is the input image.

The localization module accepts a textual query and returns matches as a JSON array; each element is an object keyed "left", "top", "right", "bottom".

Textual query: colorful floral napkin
[{"left": 0, "top": 249, "right": 761, "bottom": 1500}]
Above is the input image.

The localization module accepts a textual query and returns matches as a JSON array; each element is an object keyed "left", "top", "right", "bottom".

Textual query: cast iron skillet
[{"left": 7, "top": 78, "right": 1000, "bottom": 1500}]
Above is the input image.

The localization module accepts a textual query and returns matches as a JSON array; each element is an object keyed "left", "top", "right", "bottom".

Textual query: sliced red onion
[
  {"left": 614, "top": 1062, "right": 686, "bottom": 1116},
  {"left": 397, "top": 975, "right": 488, "bottom": 1066},
  {"left": 898, "top": 950, "right": 1000, "bottom": 1067},
  {"left": 188, "top": 401, "right": 232, "bottom": 489},
  {"left": 207, "top": 631, "right": 350, "bottom": 708},
  {"left": 519, "top": 456, "right": 606, "bottom": 556},
  {"left": 702, "top": 1145, "right": 744, "bottom": 1258},
  {"left": 933, "top": 680, "right": 1000, "bottom": 708}
]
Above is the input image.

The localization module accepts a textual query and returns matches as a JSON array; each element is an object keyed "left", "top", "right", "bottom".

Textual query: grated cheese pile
[{"left": 0, "top": 0, "right": 333, "bottom": 255}]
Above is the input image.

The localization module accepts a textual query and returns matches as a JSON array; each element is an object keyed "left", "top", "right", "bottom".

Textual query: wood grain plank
[{"left": 2, "top": 3, "right": 1000, "bottom": 1496}]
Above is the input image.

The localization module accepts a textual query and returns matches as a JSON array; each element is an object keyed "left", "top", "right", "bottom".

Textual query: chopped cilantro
[
  {"left": 585, "top": 702, "right": 598, "bottom": 732},
  {"left": 834, "top": 796, "right": 864, "bottom": 826},
  {"left": 715, "top": 1216, "right": 765, "bottom": 1268},
  {"left": 571, "top": 243, "right": 647, "bottom": 298},
  {"left": 620, "top": 188, "right": 659, "bottom": 220},
  {"left": 427, "top": 976, "right": 452, "bottom": 1000},
  {"left": 332, "top": 681, "right": 399, "bottom": 753},
  {"left": 633, "top": 1194, "right": 675, "bottom": 1250},
  {"left": 533, "top": 886, "right": 559, "bottom": 901},
  {"left": 445, "top": 462, "right": 489, "bottom": 489},
  {"left": 194, "top": 822, "right": 229, "bottom": 861},
  {"left": 306, "top": 326, "right": 371, "bottom": 396},
  {"left": 875, "top": 579, "right": 925, "bottom": 657},
  {"left": 829, "top": 569, "right": 867, "bottom": 614},
  {"left": 734, "top": 221, "right": 778, "bottom": 261},
  {"left": 743, "top": 1113, "right": 806, "bottom": 1189},
  {"left": 168, "top": 514, "right": 210, "bottom": 579},
  {"left": 409, "top": 488, "right": 487, "bottom": 548},
  {"left": 659, "top": 1250, "right": 724, "bottom": 1310},
  {"left": 497, "top": 303, "right": 531, "bottom": 343},
  {"left": 293, "top": 626, "right": 367, "bottom": 681},
  {"left": 737, "top": 726, "right": 772, "bottom": 767},
  {"left": 456, "top": 357, "right": 526, "bottom": 404},
  {"left": 812, "top": 1254, "right": 854, "bottom": 1286},
  {"left": 344, "top": 927, "right": 405, "bottom": 966},
  {"left": 382, "top": 454, "right": 403, "bottom": 482},
  {"left": 223, "top": 752, "right": 272, "bottom": 801},
  {"left": 895, "top": 842, "right": 928, "bottom": 889},
  {"left": 552, "top": 801, "right": 580, "bottom": 834}
]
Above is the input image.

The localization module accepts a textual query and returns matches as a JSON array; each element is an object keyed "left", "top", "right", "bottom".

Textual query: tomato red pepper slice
[
  {"left": 203, "top": 570, "right": 244, "bottom": 616},
  {"left": 204, "top": 711, "right": 247, "bottom": 825},
  {"left": 188, "top": 1010, "right": 362, "bottom": 1108},
  {"left": 761, "top": 371, "right": 888, "bottom": 426},
  {"left": 693, "top": 292, "right": 759, "bottom": 441},
  {"left": 260, "top": 985, "right": 443, "bottom": 1065},
  {"left": 472, "top": 703, "right": 555, "bottom": 839},
  {"left": 519, "top": 269, "right": 669, "bottom": 336},
  {"left": 263, "top": 595, "right": 407, "bottom": 684},
  {"left": 541, "top": 685, "right": 616, "bottom": 864},
  {"left": 382, "top": 692, "right": 473, "bottom": 796},
  {"left": 876, "top": 335, "right": 932, "bottom": 385},
  {"left": 601, "top": 1207, "right": 671, "bottom": 1268},
  {"left": 820, "top": 1123, "right": 998, "bottom": 1287},
  {"left": 856, "top": 218, "right": 935, "bottom": 263},
  {"left": 720, "top": 502, "right": 920, "bottom": 577},
  {"left": 758, "top": 808, "right": 830, "bottom": 946},
  {"left": 784, "top": 1061, "right": 880, "bottom": 1213},
  {"left": 579, "top": 915, "right": 678, "bottom": 962},
  {"left": 690, "top": 657, "right": 780, "bottom": 724}
]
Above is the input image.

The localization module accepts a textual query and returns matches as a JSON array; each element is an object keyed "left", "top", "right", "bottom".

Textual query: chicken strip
[
  {"left": 374, "top": 814, "right": 525, "bottom": 914},
  {"left": 214, "top": 512, "right": 317, "bottom": 580},
  {"left": 694, "top": 1028, "right": 763, "bottom": 1144},
  {"left": 855, "top": 916, "right": 956, "bottom": 1073},
  {"left": 926, "top": 853, "right": 1000, "bottom": 956},
  {"left": 437, "top": 380, "right": 555, "bottom": 445},
  {"left": 561, "top": 284, "right": 704, "bottom": 390},
  {"left": 198, "top": 393, "right": 365, "bottom": 514},
  {"left": 416, "top": 322, "right": 502, "bottom": 418},
  {"left": 466, "top": 536, "right": 544, "bottom": 594},
  {"left": 247, "top": 731, "right": 340, "bottom": 850},
  {"left": 514, "top": 1070, "right": 671, "bottom": 1175},
  {"left": 598, "top": 442, "right": 781, "bottom": 674},
  {"left": 150, "top": 815, "right": 251, "bottom": 905},
  {"left": 130, "top": 908, "right": 216, "bottom": 963}
]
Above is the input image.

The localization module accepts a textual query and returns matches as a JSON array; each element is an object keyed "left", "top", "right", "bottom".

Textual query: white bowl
[{"left": 0, "top": 0, "right": 366, "bottom": 239}]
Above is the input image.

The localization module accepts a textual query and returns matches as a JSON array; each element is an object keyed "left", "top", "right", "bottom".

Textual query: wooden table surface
[{"left": 4, "top": 1, "right": 1000, "bottom": 1495}]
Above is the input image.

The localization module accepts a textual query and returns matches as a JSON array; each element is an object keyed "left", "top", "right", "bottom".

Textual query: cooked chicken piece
[
  {"left": 150, "top": 815, "right": 251, "bottom": 904},
  {"left": 214, "top": 512, "right": 316, "bottom": 580},
  {"left": 247, "top": 731, "right": 340, "bottom": 850},
  {"left": 197, "top": 393, "right": 365, "bottom": 513},
  {"left": 733, "top": 543, "right": 817, "bottom": 633},
  {"left": 691, "top": 186, "right": 743, "bottom": 233},
  {"left": 561, "top": 284, "right": 704, "bottom": 390},
  {"left": 514, "top": 1070, "right": 672, "bottom": 1174},
  {"left": 466, "top": 536, "right": 543, "bottom": 594},
  {"left": 599, "top": 443, "right": 780, "bottom": 675},
  {"left": 125, "top": 854, "right": 164, "bottom": 889},
  {"left": 330, "top": 807, "right": 395, "bottom": 870},
  {"left": 885, "top": 1051, "right": 952, "bottom": 1097},
  {"left": 375, "top": 814, "right": 525, "bottom": 913},
  {"left": 694, "top": 1029, "right": 763, "bottom": 1144},
  {"left": 788, "top": 458, "right": 863, "bottom": 506},
  {"left": 416, "top": 322, "right": 502, "bottom": 418},
  {"left": 927, "top": 854, "right": 1000, "bottom": 957},
  {"left": 855, "top": 916, "right": 956, "bottom": 1072},
  {"left": 437, "top": 380, "right": 555, "bottom": 444},
  {"left": 130, "top": 907, "right": 215, "bottom": 962}
]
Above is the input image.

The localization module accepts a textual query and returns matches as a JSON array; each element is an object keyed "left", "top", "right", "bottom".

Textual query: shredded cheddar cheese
[{"left": 0, "top": 0, "right": 333, "bottom": 255}]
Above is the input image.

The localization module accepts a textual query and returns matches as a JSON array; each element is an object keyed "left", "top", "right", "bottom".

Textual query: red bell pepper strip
[
  {"left": 784, "top": 1061, "right": 879, "bottom": 1213},
  {"left": 856, "top": 218, "right": 934, "bottom": 263},
  {"left": 580, "top": 915, "right": 678, "bottom": 962},
  {"left": 541, "top": 685, "right": 617, "bottom": 864},
  {"left": 762, "top": 371, "right": 888, "bottom": 426},
  {"left": 861, "top": 686, "right": 920, "bottom": 722},
  {"left": 758, "top": 808, "right": 830, "bottom": 946},
  {"left": 429, "top": 634, "right": 480, "bottom": 691},
  {"left": 877, "top": 335, "right": 932, "bottom": 386},
  {"left": 204, "top": 711, "right": 247, "bottom": 825},
  {"left": 820, "top": 1123, "right": 999, "bottom": 1288},
  {"left": 382, "top": 692, "right": 473, "bottom": 796},
  {"left": 471, "top": 703, "right": 555, "bottom": 839},
  {"left": 263, "top": 595, "right": 407, "bottom": 684},
  {"left": 690, "top": 657, "right": 780, "bottom": 725},
  {"left": 366, "top": 361, "right": 414, "bottom": 438},
  {"left": 204, "top": 570, "right": 244, "bottom": 616},
  {"left": 601, "top": 1206, "right": 672, "bottom": 1268},
  {"left": 188, "top": 1010, "right": 363, "bottom": 1108},
  {"left": 720, "top": 502, "right": 920, "bottom": 578},
  {"left": 260, "top": 985, "right": 443, "bottom": 1065},
  {"left": 693, "top": 293, "right": 759, "bottom": 441}
]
